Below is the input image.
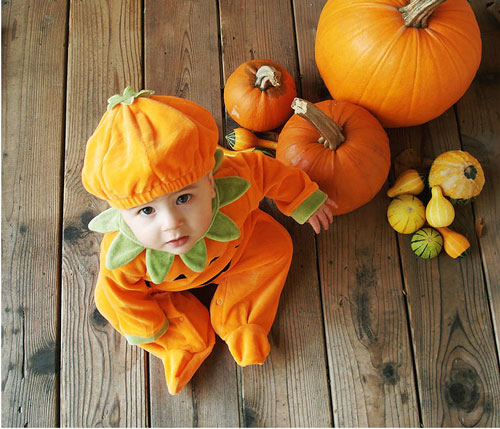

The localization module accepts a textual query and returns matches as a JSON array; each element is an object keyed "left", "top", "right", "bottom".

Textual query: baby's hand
[{"left": 306, "top": 198, "right": 336, "bottom": 234}]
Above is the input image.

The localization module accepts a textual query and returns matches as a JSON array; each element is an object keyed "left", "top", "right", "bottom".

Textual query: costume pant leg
[
  {"left": 95, "top": 287, "right": 215, "bottom": 395},
  {"left": 210, "top": 210, "right": 293, "bottom": 366}
]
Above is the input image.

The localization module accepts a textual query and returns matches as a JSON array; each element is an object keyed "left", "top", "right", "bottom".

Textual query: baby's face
[{"left": 120, "top": 173, "right": 216, "bottom": 255}]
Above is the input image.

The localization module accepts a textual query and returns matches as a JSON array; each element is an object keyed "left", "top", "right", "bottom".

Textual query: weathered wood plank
[
  {"left": 293, "top": 1, "right": 420, "bottom": 426},
  {"left": 458, "top": 0, "right": 500, "bottom": 356},
  {"left": 219, "top": 1, "right": 332, "bottom": 426},
  {"left": 60, "top": 1, "right": 146, "bottom": 426},
  {"left": 389, "top": 108, "right": 500, "bottom": 425},
  {"left": 317, "top": 190, "right": 420, "bottom": 427},
  {"left": 1, "top": 1, "right": 67, "bottom": 426},
  {"left": 143, "top": 1, "right": 240, "bottom": 426},
  {"left": 292, "top": 0, "right": 330, "bottom": 103}
]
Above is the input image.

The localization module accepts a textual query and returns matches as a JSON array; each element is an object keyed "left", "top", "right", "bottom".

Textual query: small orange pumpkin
[
  {"left": 224, "top": 59, "right": 297, "bottom": 132},
  {"left": 315, "top": 0, "right": 481, "bottom": 127},
  {"left": 277, "top": 98, "right": 391, "bottom": 215}
]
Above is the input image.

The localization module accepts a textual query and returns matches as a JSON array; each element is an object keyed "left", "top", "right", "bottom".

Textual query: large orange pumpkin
[
  {"left": 277, "top": 98, "right": 391, "bottom": 215},
  {"left": 315, "top": 0, "right": 482, "bottom": 128},
  {"left": 224, "top": 59, "right": 297, "bottom": 132}
]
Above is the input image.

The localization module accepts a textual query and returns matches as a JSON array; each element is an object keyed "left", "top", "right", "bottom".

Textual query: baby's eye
[
  {"left": 139, "top": 207, "right": 154, "bottom": 216},
  {"left": 176, "top": 194, "right": 192, "bottom": 205}
]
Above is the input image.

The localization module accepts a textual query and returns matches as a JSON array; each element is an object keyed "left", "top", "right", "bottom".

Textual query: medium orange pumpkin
[
  {"left": 224, "top": 59, "right": 297, "bottom": 132},
  {"left": 315, "top": 0, "right": 481, "bottom": 127},
  {"left": 277, "top": 98, "right": 391, "bottom": 215}
]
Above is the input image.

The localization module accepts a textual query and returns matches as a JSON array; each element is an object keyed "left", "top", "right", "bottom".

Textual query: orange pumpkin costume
[{"left": 82, "top": 88, "right": 327, "bottom": 394}]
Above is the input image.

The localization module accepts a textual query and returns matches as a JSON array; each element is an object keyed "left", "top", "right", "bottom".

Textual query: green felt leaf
[
  {"left": 179, "top": 240, "right": 207, "bottom": 272},
  {"left": 88, "top": 208, "right": 121, "bottom": 233},
  {"left": 215, "top": 176, "right": 250, "bottom": 208},
  {"left": 107, "top": 87, "right": 155, "bottom": 110},
  {"left": 106, "top": 232, "right": 145, "bottom": 270},
  {"left": 146, "top": 249, "right": 175, "bottom": 284},
  {"left": 205, "top": 211, "right": 241, "bottom": 242},
  {"left": 213, "top": 147, "right": 224, "bottom": 173},
  {"left": 118, "top": 215, "right": 145, "bottom": 246}
]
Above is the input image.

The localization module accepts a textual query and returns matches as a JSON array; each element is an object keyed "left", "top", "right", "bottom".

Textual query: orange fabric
[
  {"left": 211, "top": 209, "right": 292, "bottom": 366},
  {"left": 93, "top": 152, "right": 316, "bottom": 394},
  {"left": 82, "top": 95, "right": 218, "bottom": 209}
]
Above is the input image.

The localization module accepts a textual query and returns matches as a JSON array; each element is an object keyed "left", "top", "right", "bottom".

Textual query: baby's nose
[{"left": 160, "top": 210, "right": 184, "bottom": 230}]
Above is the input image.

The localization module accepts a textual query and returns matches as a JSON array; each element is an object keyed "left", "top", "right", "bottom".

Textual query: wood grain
[
  {"left": 1, "top": 1, "right": 67, "bottom": 426},
  {"left": 317, "top": 190, "right": 420, "bottom": 427},
  {"left": 292, "top": 0, "right": 330, "bottom": 103},
  {"left": 458, "top": 0, "right": 500, "bottom": 357},
  {"left": 3, "top": 1, "right": 500, "bottom": 427},
  {"left": 389, "top": 108, "right": 500, "bottom": 425},
  {"left": 143, "top": 1, "right": 240, "bottom": 425},
  {"left": 60, "top": 1, "right": 146, "bottom": 426},
  {"left": 293, "top": 0, "right": 420, "bottom": 426},
  {"left": 219, "top": 0, "right": 331, "bottom": 426}
]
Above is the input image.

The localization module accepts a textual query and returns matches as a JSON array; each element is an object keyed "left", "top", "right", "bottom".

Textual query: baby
[{"left": 82, "top": 88, "right": 333, "bottom": 395}]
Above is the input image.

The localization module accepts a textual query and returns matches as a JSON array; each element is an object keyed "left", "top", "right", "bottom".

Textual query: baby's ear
[{"left": 208, "top": 172, "right": 216, "bottom": 198}]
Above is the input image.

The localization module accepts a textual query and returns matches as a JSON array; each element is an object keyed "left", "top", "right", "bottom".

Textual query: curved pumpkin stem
[
  {"left": 291, "top": 98, "right": 345, "bottom": 150},
  {"left": 255, "top": 65, "right": 282, "bottom": 90},
  {"left": 399, "top": 0, "right": 446, "bottom": 28}
]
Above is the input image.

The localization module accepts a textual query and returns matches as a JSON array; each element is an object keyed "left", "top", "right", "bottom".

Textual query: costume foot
[
  {"left": 225, "top": 324, "right": 270, "bottom": 366},
  {"left": 163, "top": 342, "right": 214, "bottom": 395}
]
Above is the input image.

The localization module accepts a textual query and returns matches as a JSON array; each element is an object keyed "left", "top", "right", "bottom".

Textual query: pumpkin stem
[
  {"left": 291, "top": 98, "right": 345, "bottom": 150},
  {"left": 399, "top": 0, "right": 446, "bottom": 28},
  {"left": 255, "top": 65, "right": 281, "bottom": 90}
]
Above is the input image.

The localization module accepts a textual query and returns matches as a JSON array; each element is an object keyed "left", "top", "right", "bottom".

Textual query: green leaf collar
[{"left": 89, "top": 165, "right": 250, "bottom": 284}]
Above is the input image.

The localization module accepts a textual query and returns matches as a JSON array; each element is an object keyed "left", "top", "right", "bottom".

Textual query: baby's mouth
[{"left": 166, "top": 236, "right": 189, "bottom": 248}]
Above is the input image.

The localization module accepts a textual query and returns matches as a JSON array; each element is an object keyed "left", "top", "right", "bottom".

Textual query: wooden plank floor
[{"left": 2, "top": 0, "right": 500, "bottom": 427}]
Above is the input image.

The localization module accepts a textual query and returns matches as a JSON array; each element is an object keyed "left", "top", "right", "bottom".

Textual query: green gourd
[
  {"left": 426, "top": 186, "right": 455, "bottom": 228},
  {"left": 411, "top": 227, "right": 443, "bottom": 259}
]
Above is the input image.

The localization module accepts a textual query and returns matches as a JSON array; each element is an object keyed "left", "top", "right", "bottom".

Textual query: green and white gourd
[{"left": 411, "top": 227, "right": 443, "bottom": 259}]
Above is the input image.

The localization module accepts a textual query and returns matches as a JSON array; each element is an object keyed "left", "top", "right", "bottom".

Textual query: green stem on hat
[{"left": 107, "top": 87, "right": 155, "bottom": 110}]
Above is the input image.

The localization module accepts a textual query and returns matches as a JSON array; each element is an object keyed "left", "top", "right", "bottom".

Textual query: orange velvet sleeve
[
  {"left": 95, "top": 233, "right": 169, "bottom": 345},
  {"left": 226, "top": 151, "right": 327, "bottom": 222}
]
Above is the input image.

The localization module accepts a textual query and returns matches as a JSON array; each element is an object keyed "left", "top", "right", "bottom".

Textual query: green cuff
[
  {"left": 125, "top": 318, "right": 169, "bottom": 345},
  {"left": 291, "top": 189, "right": 328, "bottom": 224}
]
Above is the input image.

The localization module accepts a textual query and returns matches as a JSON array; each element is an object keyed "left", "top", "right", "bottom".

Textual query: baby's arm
[{"left": 224, "top": 151, "right": 337, "bottom": 232}]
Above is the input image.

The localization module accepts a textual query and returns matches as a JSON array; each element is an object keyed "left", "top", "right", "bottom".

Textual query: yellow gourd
[
  {"left": 428, "top": 150, "right": 485, "bottom": 204},
  {"left": 387, "top": 194, "right": 426, "bottom": 234},
  {"left": 225, "top": 128, "right": 277, "bottom": 151},
  {"left": 426, "top": 186, "right": 455, "bottom": 228},
  {"left": 218, "top": 145, "right": 275, "bottom": 158},
  {"left": 436, "top": 227, "right": 470, "bottom": 258},
  {"left": 387, "top": 169, "right": 425, "bottom": 198}
]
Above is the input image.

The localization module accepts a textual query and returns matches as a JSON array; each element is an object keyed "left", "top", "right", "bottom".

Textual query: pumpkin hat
[
  {"left": 82, "top": 87, "right": 219, "bottom": 209},
  {"left": 83, "top": 88, "right": 250, "bottom": 283}
]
